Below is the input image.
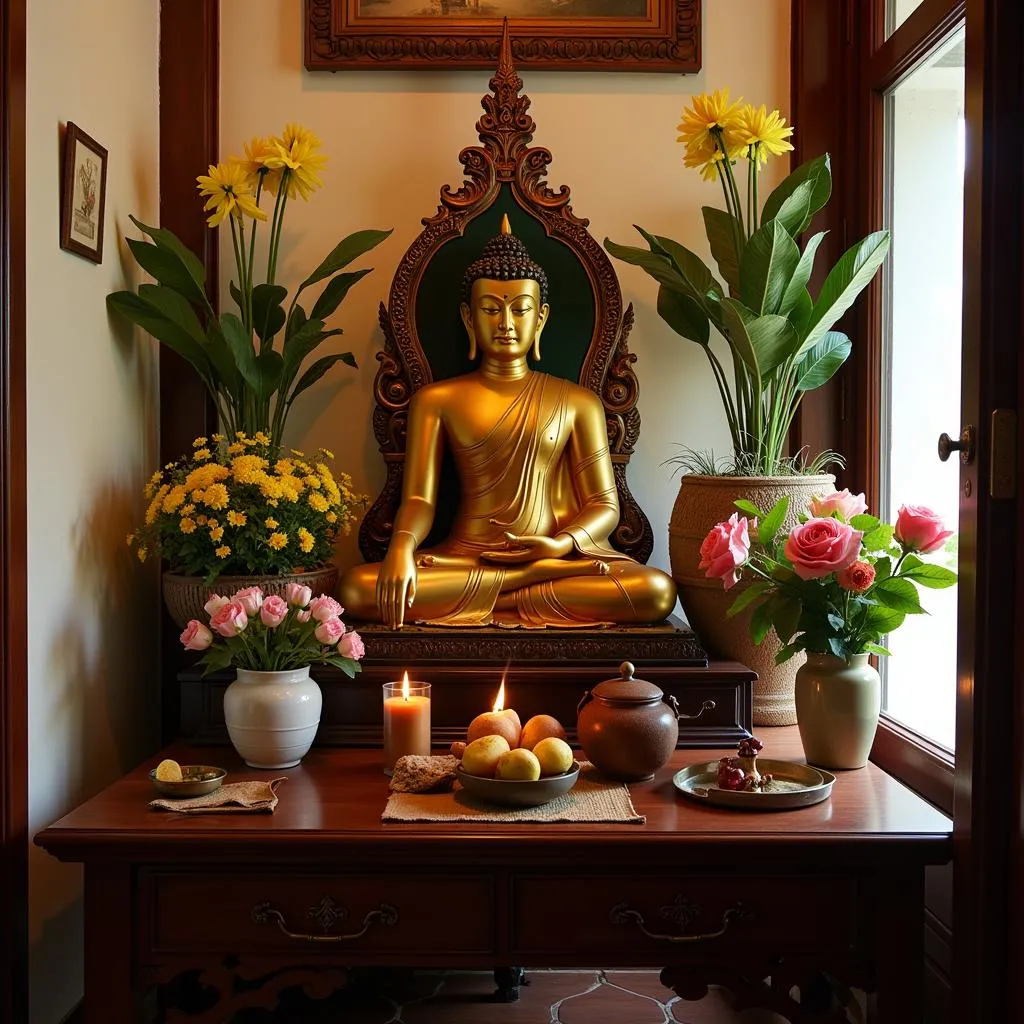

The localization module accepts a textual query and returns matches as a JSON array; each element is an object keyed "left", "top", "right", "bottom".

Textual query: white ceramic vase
[
  {"left": 794, "top": 652, "right": 881, "bottom": 770},
  {"left": 223, "top": 666, "right": 322, "bottom": 769}
]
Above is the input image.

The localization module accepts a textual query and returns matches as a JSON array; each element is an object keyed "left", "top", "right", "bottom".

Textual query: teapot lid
[{"left": 592, "top": 662, "right": 664, "bottom": 703}]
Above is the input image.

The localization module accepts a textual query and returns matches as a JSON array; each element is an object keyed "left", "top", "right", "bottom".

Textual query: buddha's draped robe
[{"left": 416, "top": 373, "right": 639, "bottom": 628}]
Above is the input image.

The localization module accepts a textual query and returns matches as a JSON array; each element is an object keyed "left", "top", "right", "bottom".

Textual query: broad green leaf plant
[
  {"left": 605, "top": 91, "right": 891, "bottom": 477},
  {"left": 108, "top": 124, "right": 392, "bottom": 450}
]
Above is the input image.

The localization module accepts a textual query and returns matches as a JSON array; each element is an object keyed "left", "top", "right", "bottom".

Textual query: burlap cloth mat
[
  {"left": 382, "top": 762, "right": 645, "bottom": 824},
  {"left": 149, "top": 777, "right": 285, "bottom": 814}
]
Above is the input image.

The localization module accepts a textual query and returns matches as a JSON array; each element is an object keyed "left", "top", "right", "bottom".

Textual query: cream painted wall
[
  {"left": 25, "top": 2, "right": 161, "bottom": 1021},
  {"left": 219, "top": 0, "right": 791, "bottom": 588}
]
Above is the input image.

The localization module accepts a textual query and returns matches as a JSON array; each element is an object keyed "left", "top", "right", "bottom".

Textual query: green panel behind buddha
[{"left": 415, "top": 186, "right": 595, "bottom": 384}]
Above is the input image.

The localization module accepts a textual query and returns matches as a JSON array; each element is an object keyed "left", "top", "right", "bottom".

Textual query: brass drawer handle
[
  {"left": 251, "top": 900, "right": 399, "bottom": 942},
  {"left": 610, "top": 901, "right": 750, "bottom": 943}
]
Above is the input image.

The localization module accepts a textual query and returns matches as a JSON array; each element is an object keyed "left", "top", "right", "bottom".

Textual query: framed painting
[
  {"left": 59, "top": 122, "right": 107, "bottom": 264},
  {"left": 305, "top": 0, "right": 701, "bottom": 71}
]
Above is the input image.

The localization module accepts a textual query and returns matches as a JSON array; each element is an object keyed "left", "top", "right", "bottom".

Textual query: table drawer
[
  {"left": 512, "top": 873, "right": 857, "bottom": 959},
  {"left": 143, "top": 870, "right": 495, "bottom": 956}
]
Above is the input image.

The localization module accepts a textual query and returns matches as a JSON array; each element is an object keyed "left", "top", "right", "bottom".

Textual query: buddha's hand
[
  {"left": 377, "top": 543, "right": 417, "bottom": 629},
  {"left": 481, "top": 531, "right": 574, "bottom": 564}
]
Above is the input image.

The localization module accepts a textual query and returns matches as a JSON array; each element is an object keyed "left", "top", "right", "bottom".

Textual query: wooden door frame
[{"left": 0, "top": 0, "right": 28, "bottom": 1020}]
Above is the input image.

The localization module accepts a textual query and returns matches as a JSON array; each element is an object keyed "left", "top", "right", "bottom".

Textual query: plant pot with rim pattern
[
  {"left": 162, "top": 566, "right": 339, "bottom": 631},
  {"left": 668, "top": 473, "right": 836, "bottom": 726}
]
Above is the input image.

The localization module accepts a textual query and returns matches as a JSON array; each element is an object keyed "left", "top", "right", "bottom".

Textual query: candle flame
[
  {"left": 402, "top": 671, "right": 410, "bottom": 701},
  {"left": 493, "top": 678, "right": 505, "bottom": 712}
]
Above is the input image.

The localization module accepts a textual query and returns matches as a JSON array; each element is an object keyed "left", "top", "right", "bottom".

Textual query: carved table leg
[
  {"left": 493, "top": 966, "right": 528, "bottom": 1001},
  {"left": 84, "top": 864, "right": 137, "bottom": 1024}
]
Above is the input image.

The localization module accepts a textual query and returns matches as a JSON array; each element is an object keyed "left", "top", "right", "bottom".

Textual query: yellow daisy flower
[
  {"left": 326, "top": 511, "right": 338, "bottom": 524},
  {"left": 192, "top": 437, "right": 208, "bottom": 448},
  {"left": 683, "top": 140, "right": 728, "bottom": 182},
  {"left": 227, "top": 510, "right": 247, "bottom": 527},
  {"left": 269, "top": 531, "right": 288, "bottom": 550},
  {"left": 182, "top": 503, "right": 196, "bottom": 515},
  {"left": 209, "top": 526, "right": 225, "bottom": 542},
  {"left": 179, "top": 517, "right": 196, "bottom": 534},
  {"left": 237, "top": 136, "right": 280, "bottom": 193},
  {"left": 193, "top": 448, "right": 212, "bottom": 462},
  {"left": 265, "top": 124, "right": 327, "bottom": 201},
  {"left": 211, "top": 433, "right": 225, "bottom": 443},
  {"left": 677, "top": 89, "right": 744, "bottom": 153},
  {"left": 264, "top": 517, "right": 279, "bottom": 529},
  {"left": 253, "top": 431, "right": 271, "bottom": 446},
  {"left": 196, "top": 161, "right": 267, "bottom": 227},
  {"left": 137, "top": 546, "right": 148, "bottom": 562},
  {"left": 215, "top": 545, "right": 231, "bottom": 559},
  {"left": 308, "top": 492, "right": 329, "bottom": 513},
  {"left": 297, "top": 527, "right": 314, "bottom": 554},
  {"left": 202, "top": 483, "right": 230, "bottom": 510},
  {"left": 227, "top": 442, "right": 246, "bottom": 456},
  {"left": 731, "top": 104, "right": 795, "bottom": 166}
]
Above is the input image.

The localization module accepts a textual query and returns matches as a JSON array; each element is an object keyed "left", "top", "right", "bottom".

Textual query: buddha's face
[{"left": 461, "top": 278, "right": 549, "bottom": 362}]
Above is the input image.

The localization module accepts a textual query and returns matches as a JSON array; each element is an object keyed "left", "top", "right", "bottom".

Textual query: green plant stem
[
  {"left": 751, "top": 154, "right": 760, "bottom": 233},
  {"left": 267, "top": 171, "right": 292, "bottom": 286},
  {"left": 746, "top": 148, "right": 753, "bottom": 238},
  {"left": 248, "top": 176, "right": 265, "bottom": 348},
  {"left": 719, "top": 147, "right": 747, "bottom": 241},
  {"left": 704, "top": 348, "right": 742, "bottom": 455}
]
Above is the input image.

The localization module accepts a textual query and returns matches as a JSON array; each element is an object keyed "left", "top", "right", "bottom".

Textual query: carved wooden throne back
[{"left": 359, "top": 27, "right": 654, "bottom": 566}]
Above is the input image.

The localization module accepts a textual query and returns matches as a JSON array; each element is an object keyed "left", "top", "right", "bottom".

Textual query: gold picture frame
[
  {"left": 59, "top": 122, "right": 107, "bottom": 265},
  {"left": 305, "top": 0, "right": 701, "bottom": 72}
]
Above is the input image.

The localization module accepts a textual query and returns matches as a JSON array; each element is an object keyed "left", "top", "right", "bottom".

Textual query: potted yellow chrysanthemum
[
  {"left": 108, "top": 123, "right": 392, "bottom": 450},
  {"left": 605, "top": 91, "right": 892, "bottom": 726}
]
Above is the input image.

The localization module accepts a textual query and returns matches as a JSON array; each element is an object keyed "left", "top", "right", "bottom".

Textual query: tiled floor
[{"left": 220, "top": 970, "right": 790, "bottom": 1024}]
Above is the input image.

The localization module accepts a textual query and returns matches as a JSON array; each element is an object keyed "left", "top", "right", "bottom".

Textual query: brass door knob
[{"left": 937, "top": 426, "right": 975, "bottom": 464}]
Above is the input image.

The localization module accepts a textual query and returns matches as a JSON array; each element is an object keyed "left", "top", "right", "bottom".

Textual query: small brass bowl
[{"left": 148, "top": 765, "right": 226, "bottom": 798}]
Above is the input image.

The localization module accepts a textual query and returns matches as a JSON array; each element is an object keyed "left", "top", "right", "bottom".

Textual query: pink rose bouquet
[
  {"left": 180, "top": 585, "right": 364, "bottom": 677},
  {"left": 699, "top": 492, "right": 957, "bottom": 663}
]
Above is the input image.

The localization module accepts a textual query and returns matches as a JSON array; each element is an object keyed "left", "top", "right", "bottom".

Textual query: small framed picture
[{"left": 60, "top": 122, "right": 107, "bottom": 264}]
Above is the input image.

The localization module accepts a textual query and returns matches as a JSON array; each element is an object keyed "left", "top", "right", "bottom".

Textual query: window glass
[{"left": 879, "top": 26, "right": 965, "bottom": 752}]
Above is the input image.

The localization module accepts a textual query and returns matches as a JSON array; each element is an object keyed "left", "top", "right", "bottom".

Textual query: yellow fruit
[
  {"left": 533, "top": 736, "right": 574, "bottom": 776},
  {"left": 495, "top": 748, "right": 542, "bottom": 781},
  {"left": 154, "top": 758, "right": 183, "bottom": 782},
  {"left": 461, "top": 735, "right": 511, "bottom": 777},
  {"left": 466, "top": 709, "right": 521, "bottom": 748},
  {"left": 519, "top": 714, "right": 567, "bottom": 751}
]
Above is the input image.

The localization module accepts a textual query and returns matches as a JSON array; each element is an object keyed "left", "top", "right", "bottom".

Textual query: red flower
[{"left": 838, "top": 560, "right": 876, "bottom": 593}]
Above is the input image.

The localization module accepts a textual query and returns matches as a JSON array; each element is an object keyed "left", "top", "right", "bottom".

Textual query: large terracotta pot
[
  {"left": 162, "top": 567, "right": 339, "bottom": 630},
  {"left": 794, "top": 652, "right": 881, "bottom": 769},
  {"left": 668, "top": 474, "right": 835, "bottom": 726}
]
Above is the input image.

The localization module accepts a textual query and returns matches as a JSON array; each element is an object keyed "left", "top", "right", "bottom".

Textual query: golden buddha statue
[{"left": 340, "top": 217, "right": 677, "bottom": 629}]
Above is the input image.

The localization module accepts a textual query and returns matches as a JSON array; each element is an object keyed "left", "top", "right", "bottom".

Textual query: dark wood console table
[{"left": 36, "top": 729, "right": 951, "bottom": 1024}]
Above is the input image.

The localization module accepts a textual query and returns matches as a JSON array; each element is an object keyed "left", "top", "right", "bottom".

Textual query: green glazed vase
[{"left": 794, "top": 652, "right": 881, "bottom": 770}]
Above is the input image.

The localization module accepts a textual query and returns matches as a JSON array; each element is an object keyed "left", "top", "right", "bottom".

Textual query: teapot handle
[
  {"left": 577, "top": 690, "right": 594, "bottom": 717},
  {"left": 666, "top": 695, "right": 717, "bottom": 721}
]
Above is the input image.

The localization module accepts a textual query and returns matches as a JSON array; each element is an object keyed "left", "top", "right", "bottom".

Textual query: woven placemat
[
  {"left": 382, "top": 763, "right": 644, "bottom": 824},
  {"left": 149, "top": 777, "right": 285, "bottom": 814}
]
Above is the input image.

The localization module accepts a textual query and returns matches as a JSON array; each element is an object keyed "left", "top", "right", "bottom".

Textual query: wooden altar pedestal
[{"left": 179, "top": 618, "right": 755, "bottom": 748}]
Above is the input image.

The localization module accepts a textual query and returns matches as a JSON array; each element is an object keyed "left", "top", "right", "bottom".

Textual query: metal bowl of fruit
[
  {"left": 149, "top": 760, "right": 226, "bottom": 798},
  {"left": 457, "top": 761, "right": 580, "bottom": 808}
]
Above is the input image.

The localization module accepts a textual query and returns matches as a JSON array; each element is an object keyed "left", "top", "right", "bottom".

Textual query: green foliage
[
  {"left": 108, "top": 215, "right": 392, "bottom": 449},
  {"left": 606, "top": 152, "right": 890, "bottom": 476}
]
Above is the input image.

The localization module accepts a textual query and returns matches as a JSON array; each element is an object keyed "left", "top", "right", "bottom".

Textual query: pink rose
[
  {"left": 285, "top": 582, "right": 312, "bottom": 607},
  {"left": 203, "top": 594, "right": 230, "bottom": 618},
  {"left": 296, "top": 609, "right": 312, "bottom": 623},
  {"left": 809, "top": 488, "right": 868, "bottom": 522},
  {"left": 783, "top": 517, "right": 863, "bottom": 580},
  {"left": 180, "top": 619, "right": 213, "bottom": 651},
  {"left": 232, "top": 586, "right": 264, "bottom": 616},
  {"left": 837, "top": 560, "right": 876, "bottom": 593},
  {"left": 309, "top": 595, "right": 344, "bottom": 622},
  {"left": 338, "top": 630, "right": 365, "bottom": 660},
  {"left": 260, "top": 594, "right": 289, "bottom": 628},
  {"left": 895, "top": 505, "right": 954, "bottom": 554},
  {"left": 314, "top": 617, "right": 346, "bottom": 645},
  {"left": 698, "top": 513, "right": 751, "bottom": 591},
  {"left": 210, "top": 600, "right": 248, "bottom": 637}
]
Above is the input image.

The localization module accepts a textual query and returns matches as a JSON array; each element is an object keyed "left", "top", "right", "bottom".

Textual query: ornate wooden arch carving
[{"left": 360, "top": 21, "right": 653, "bottom": 565}]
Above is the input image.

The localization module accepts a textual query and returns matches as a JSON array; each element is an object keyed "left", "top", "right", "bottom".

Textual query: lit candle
[
  {"left": 466, "top": 676, "right": 521, "bottom": 746},
  {"left": 382, "top": 672, "right": 432, "bottom": 775}
]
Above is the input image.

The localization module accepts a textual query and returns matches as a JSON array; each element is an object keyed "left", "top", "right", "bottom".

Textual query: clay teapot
[{"left": 577, "top": 662, "right": 714, "bottom": 782}]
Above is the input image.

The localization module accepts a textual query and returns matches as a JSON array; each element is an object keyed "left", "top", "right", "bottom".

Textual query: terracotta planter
[
  {"left": 668, "top": 473, "right": 835, "bottom": 726},
  {"left": 162, "top": 567, "right": 339, "bottom": 630},
  {"left": 794, "top": 652, "right": 881, "bottom": 770}
]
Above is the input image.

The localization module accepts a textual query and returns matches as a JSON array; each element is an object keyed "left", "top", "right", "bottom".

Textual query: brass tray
[{"left": 673, "top": 758, "right": 835, "bottom": 811}]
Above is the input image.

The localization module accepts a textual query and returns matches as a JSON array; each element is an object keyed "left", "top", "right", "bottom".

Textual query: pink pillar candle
[{"left": 382, "top": 680, "right": 432, "bottom": 774}]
